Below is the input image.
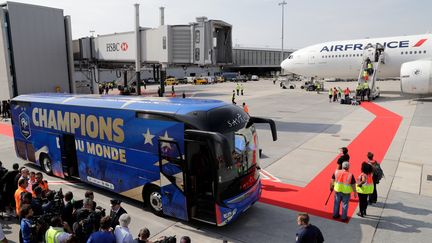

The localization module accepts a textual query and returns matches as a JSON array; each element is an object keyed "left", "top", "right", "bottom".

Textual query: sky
[{"left": 9, "top": 0, "right": 432, "bottom": 49}]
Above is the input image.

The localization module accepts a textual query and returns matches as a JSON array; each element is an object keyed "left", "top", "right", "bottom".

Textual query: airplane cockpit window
[{"left": 288, "top": 55, "right": 293, "bottom": 59}]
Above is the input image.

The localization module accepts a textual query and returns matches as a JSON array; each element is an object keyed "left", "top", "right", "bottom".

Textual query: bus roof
[
  {"left": 13, "top": 93, "right": 249, "bottom": 133},
  {"left": 12, "top": 93, "right": 227, "bottom": 115}
]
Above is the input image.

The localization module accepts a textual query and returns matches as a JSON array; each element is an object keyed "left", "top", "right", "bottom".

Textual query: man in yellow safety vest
[
  {"left": 330, "top": 161, "right": 357, "bottom": 222},
  {"left": 45, "top": 216, "right": 72, "bottom": 243}
]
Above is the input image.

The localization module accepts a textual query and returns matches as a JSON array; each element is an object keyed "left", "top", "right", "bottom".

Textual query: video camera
[{"left": 47, "top": 188, "right": 65, "bottom": 215}]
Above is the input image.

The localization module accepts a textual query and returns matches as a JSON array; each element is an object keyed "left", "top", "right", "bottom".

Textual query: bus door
[
  {"left": 158, "top": 139, "right": 188, "bottom": 221},
  {"left": 60, "top": 134, "right": 79, "bottom": 178},
  {"left": 185, "top": 137, "right": 216, "bottom": 224}
]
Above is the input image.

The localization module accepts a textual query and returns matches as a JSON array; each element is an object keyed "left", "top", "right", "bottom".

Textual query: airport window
[
  {"left": 195, "top": 30, "right": 200, "bottom": 43},
  {"left": 195, "top": 48, "right": 200, "bottom": 61},
  {"left": 162, "top": 36, "right": 167, "bottom": 50}
]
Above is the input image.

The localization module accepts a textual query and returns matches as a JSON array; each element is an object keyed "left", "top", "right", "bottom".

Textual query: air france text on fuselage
[{"left": 320, "top": 40, "right": 411, "bottom": 52}]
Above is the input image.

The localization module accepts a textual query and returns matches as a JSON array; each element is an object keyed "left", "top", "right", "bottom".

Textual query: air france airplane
[{"left": 281, "top": 34, "right": 432, "bottom": 94}]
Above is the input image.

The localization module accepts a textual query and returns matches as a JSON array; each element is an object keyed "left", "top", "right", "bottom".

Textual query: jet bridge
[{"left": 74, "top": 17, "right": 232, "bottom": 67}]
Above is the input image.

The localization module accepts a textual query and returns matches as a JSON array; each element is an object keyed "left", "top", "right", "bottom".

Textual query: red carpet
[
  {"left": 0, "top": 122, "right": 13, "bottom": 137},
  {"left": 260, "top": 102, "right": 402, "bottom": 222}
]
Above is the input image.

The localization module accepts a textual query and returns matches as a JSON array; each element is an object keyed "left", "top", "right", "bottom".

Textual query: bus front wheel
[
  {"left": 41, "top": 155, "right": 53, "bottom": 175},
  {"left": 146, "top": 186, "right": 163, "bottom": 215}
]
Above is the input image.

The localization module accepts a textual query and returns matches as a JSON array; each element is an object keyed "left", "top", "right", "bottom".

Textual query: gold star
[
  {"left": 143, "top": 128, "right": 155, "bottom": 146},
  {"left": 159, "top": 131, "right": 174, "bottom": 149}
]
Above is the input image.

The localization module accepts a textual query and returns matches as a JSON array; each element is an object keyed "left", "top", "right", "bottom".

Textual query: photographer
[
  {"left": 19, "top": 204, "right": 33, "bottom": 243},
  {"left": 42, "top": 190, "right": 55, "bottom": 214},
  {"left": 74, "top": 198, "right": 106, "bottom": 242},
  {"left": 45, "top": 216, "right": 72, "bottom": 243},
  {"left": 85, "top": 191, "right": 97, "bottom": 211},
  {"left": 42, "top": 188, "right": 64, "bottom": 215},
  {"left": 31, "top": 187, "right": 44, "bottom": 216}
]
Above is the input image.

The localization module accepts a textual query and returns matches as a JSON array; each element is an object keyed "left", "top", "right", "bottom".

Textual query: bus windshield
[{"left": 217, "top": 125, "right": 259, "bottom": 201}]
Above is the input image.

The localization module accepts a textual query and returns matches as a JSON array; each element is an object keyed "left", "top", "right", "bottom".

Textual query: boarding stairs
[{"left": 357, "top": 44, "right": 384, "bottom": 100}]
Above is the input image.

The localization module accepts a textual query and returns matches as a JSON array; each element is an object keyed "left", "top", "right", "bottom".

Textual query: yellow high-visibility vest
[
  {"left": 45, "top": 227, "right": 63, "bottom": 243},
  {"left": 333, "top": 170, "right": 353, "bottom": 194},
  {"left": 356, "top": 173, "right": 374, "bottom": 194}
]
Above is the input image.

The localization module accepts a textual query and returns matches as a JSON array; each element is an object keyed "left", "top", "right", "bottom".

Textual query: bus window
[{"left": 235, "top": 135, "right": 246, "bottom": 152}]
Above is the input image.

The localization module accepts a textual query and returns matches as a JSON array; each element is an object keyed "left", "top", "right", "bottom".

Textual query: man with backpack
[{"left": 367, "top": 152, "right": 384, "bottom": 204}]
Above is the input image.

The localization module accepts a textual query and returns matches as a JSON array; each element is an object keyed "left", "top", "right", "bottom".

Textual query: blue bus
[{"left": 11, "top": 94, "right": 276, "bottom": 226}]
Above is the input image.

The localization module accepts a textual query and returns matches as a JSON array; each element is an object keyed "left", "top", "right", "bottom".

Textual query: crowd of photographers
[{"left": 0, "top": 162, "right": 192, "bottom": 243}]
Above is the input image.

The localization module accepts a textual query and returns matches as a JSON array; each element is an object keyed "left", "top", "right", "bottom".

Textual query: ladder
[{"left": 357, "top": 44, "right": 383, "bottom": 100}]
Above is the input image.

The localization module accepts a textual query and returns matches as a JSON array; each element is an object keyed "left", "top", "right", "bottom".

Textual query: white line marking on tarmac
[{"left": 260, "top": 169, "right": 281, "bottom": 182}]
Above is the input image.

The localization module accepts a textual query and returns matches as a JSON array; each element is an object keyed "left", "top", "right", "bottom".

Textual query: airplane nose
[
  {"left": 281, "top": 59, "right": 289, "bottom": 69},
  {"left": 281, "top": 58, "right": 291, "bottom": 71}
]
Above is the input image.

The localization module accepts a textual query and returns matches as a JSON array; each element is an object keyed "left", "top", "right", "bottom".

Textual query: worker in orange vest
[
  {"left": 344, "top": 87, "right": 350, "bottom": 100},
  {"left": 243, "top": 102, "right": 249, "bottom": 114},
  {"left": 330, "top": 161, "right": 357, "bottom": 222},
  {"left": 15, "top": 178, "right": 29, "bottom": 215},
  {"left": 32, "top": 172, "right": 49, "bottom": 197}
]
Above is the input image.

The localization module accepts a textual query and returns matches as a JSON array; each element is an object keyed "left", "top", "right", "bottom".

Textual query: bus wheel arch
[
  {"left": 143, "top": 184, "right": 163, "bottom": 215},
  {"left": 39, "top": 153, "right": 53, "bottom": 175}
]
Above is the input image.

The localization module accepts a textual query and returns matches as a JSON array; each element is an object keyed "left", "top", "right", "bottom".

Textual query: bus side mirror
[{"left": 247, "top": 117, "right": 277, "bottom": 141}]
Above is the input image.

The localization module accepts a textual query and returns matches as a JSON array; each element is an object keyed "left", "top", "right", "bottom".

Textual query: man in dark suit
[
  {"left": 109, "top": 199, "right": 127, "bottom": 228},
  {"left": 62, "top": 191, "right": 75, "bottom": 227}
]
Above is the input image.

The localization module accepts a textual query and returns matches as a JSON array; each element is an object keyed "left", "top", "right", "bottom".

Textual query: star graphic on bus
[
  {"left": 143, "top": 128, "right": 155, "bottom": 146},
  {"left": 159, "top": 131, "right": 174, "bottom": 149}
]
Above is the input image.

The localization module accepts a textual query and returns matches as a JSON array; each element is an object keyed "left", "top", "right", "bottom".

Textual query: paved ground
[{"left": 1, "top": 79, "right": 432, "bottom": 242}]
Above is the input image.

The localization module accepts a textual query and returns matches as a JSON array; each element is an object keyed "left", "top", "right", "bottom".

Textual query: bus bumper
[{"left": 215, "top": 180, "right": 262, "bottom": 226}]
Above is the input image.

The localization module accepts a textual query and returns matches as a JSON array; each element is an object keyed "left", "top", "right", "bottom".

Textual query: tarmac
[{"left": 1, "top": 79, "right": 431, "bottom": 242}]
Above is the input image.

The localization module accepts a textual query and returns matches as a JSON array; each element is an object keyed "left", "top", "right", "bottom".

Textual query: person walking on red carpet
[
  {"left": 356, "top": 162, "right": 374, "bottom": 217},
  {"left": 336, "top": 147, "right": 350, "bottom": 170},
  {"left": 367, "top": 152, "right": 384, "bottom": 204},
  {"left": 330, "top": 161, "right": 357, "bottom": 222}
]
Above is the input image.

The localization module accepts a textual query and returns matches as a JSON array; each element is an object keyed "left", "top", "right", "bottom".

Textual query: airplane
[{"left": 280, "top": 34, "right": 432, "bottom": 94}]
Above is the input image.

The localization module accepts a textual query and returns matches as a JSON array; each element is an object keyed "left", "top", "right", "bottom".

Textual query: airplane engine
[{"left": 400, "top": 60, "right": 432, "bottom": 94}]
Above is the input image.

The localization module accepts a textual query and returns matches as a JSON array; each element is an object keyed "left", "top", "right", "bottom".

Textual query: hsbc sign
[{"left": 106, "top": 42, "right": 129, "bottom": 52}]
